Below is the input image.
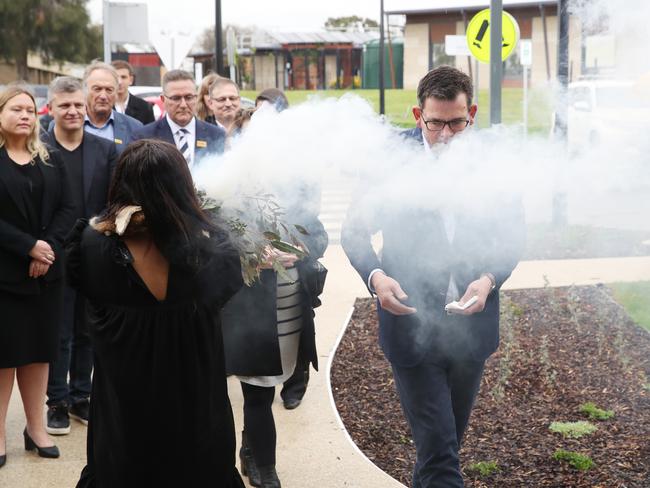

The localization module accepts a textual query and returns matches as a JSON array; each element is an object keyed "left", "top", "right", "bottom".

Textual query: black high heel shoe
[
  {"left": 258, "top": 465, "right": 281, "bottom": 488},
  {"left": 23, "top": 428, "right": 60, "bottom": 459},
  {"left": 0, "top": 453, "right": 6, "bottom": 468}
]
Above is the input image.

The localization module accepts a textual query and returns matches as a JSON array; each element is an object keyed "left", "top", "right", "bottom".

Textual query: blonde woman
[
  {"left": 0, "top": 85, "right": 74, "bottom": 467},
  {"left": 196, "top": 72, "right": 222, "bottom": 123}
]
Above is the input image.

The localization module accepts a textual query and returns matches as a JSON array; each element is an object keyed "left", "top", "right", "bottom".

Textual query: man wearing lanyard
[
  {"left": 341, "top": 66, "right": 525, "bottom": 487},
  {"left": 132, "top": 70, "right": 225, "bottom": 168}
]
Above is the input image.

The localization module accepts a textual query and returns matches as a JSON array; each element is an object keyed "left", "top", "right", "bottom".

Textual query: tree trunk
[{"left": 16, "top": 47, "right": 29, "bottom": 82}]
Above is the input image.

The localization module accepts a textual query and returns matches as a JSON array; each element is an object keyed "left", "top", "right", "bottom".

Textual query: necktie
[{"left": 177, "top": 128, "right": 191, "bottom": 165}]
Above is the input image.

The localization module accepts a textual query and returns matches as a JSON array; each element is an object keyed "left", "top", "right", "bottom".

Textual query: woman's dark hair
[{"left": 101, "top": 139, "right": 221, "bottom": 267}]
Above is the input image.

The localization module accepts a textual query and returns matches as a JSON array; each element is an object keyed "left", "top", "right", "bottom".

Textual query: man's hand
[
  {"left": 456, "top": 276, "right": 494, "bottom": 315},
  {"left": 29, "top": 259, "right": 50, "bottom": 278},
  {"left": 371, "top": 272, "right": 417, "bottom": 315},
  {"left": 29, "top": 240, "right": 55, "bottom": 265},
  {"left": 260, "top": 247, "right": 300, "bottom": 269}
]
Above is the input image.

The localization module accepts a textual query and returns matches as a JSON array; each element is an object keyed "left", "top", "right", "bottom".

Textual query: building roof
[
  {"left": 386, "top": 0, "right": 556, "bottom": 15},
  {"left": 252, "top": 30, "right": 380, "bottom": 50}
]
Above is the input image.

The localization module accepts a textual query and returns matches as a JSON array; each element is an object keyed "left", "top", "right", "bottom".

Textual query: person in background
[
  {"left": 197, "top": 72, "right": 222, "bottom": 124},
  {"left": 68, "top": 139, "right": 245, "bottom": 488},
  {"left": 0, "top": 85, "right": 75, "bottom": 466},
  {"left": 221, "top": 159, "right": 328, "bottom": 487},
  {"left": 208, "top": 77, "right": 241, "bottom": 133},
  {"left": 132, "top": 70, "right": 226, "bottom": 168},
  {"left": 252, "top": 88, "right": 312, "bottom": 411},
  {"left": 41, "top": 76, "right": 118, "bottom": 436},
  {"left": 110, "top": 60, "right": 155, "bottom": 125},
  {"left": 341, "top": 66, "right": 525, "bottom": 488},
  {"left": 74, "top": 61, "right": 142, "bottom": 155}
]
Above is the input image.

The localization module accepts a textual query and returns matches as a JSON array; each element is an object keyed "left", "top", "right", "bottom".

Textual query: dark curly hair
[{"left": 417, "top": 65, "right": 473, "bottom": 108}]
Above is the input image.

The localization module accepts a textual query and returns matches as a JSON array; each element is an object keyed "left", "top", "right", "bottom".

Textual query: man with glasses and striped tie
[{"left": 133, "top": 70, "right": 226, "bottom": 168}]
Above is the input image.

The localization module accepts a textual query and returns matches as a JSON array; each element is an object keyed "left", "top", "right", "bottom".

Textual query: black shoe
[
  {"left": 283, "top": 398, "right": 301, "bottom": 410},
  {"left": 23, "top": 428, "right": 60, "bottom": 459},
  {"left": 240, "top": 431, "right": 261, "bottom": 486},
  {"left": 69, "top": 399, "right": 89, "bottom": 426},
  {"left": 258, "top": 465, "right": 281, "bottom": 488},
  {"left": 0, "top": 454, "right": 6, "bottom": 468},
  {"left": 46, "top": 403, "right": 70, "bottom": 435}
]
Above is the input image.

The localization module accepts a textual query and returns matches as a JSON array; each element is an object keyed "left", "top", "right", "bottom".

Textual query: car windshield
[{"left": 596, "top": 87, "right": 650, "bottom": 109}]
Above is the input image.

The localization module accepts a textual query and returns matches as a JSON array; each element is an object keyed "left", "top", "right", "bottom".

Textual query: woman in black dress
[
  {"left": 0, "top": 86, "right": 74, "bottom": 467},
  {"left": 67, "top": 140, "right": 245, "bottom": 487}
]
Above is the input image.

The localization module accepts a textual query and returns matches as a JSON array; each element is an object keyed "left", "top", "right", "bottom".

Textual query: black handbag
[{"left": 299, "top": 259, "right": 328, "bottom": 308}]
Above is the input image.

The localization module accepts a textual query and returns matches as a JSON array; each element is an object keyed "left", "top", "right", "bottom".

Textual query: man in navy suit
[
  {"left": 132, "top": 70, "right": 226, "bottom": 167},
  {"left": 341, "top": 66, "right": 525, "bottom": 487},
  {"left": 41, "top": 76, "right": 118, "bottom": 435}
]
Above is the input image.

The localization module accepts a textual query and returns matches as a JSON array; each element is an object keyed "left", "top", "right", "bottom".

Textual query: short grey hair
[
  {"left": 162, "top": 69, "right": 196, "bottom": 92},
  {"left": 48, "top": 76, "right": 83, "bottom": 103},
  {"left": 83, "top": 61, "right": 119, "bottom": 88}
]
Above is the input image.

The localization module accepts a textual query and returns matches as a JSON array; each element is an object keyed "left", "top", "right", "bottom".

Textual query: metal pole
[
  {"left": 103, "top": 0, "right": 111, "bottom": 63},
  {"left": 215, "top": 0, "right": 224, "bottom": 76},
  {"left": 379, "top": 0, "right": 385, "bottom": 115},
  {"left": 489, "top": 0, "right": 503, "bottom": 126},
  {"left": 523, "top": 65, "right": 528, "bottom": 136},
  {"left": 553, "top": 0, "right": 570, "bottom": 227}
]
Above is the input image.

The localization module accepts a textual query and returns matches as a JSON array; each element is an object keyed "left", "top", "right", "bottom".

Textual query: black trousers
[
  {"left": 391, "top": 348, "right": 485, "bottom": 488},
  {"left": 280, "top": 357, "right": 309, "bottom": 402},
  {"left": 47, "top": 286, "right": 93, "bottom": 405}
]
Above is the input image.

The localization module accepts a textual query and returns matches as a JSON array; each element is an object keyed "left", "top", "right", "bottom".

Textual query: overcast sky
[{"left": 86, "top": 0, "right": 415, "bottom": 33}]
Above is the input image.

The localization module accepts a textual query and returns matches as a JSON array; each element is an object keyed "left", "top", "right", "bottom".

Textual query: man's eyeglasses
[
  {"left": 164, "top": 94, "right": 197, "bottom": 104},
  {"left": 421, "top": 117, "right": 470, "bottom": 133},
  {"left": 211, "top": 96, "right": 240, "bottom": 104}
]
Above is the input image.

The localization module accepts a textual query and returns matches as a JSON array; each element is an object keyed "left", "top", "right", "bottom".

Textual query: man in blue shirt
[{"left": 82, "top": 61, "right": 142, "bottom": 154}]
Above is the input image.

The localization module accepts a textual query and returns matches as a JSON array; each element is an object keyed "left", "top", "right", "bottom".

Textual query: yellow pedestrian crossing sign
[{"left": 466, "top": 9, "right": 520, "bottom": 63}]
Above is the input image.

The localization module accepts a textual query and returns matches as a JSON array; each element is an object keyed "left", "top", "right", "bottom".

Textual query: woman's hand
[
  {"left": 29, "top": 240, "right": 55, "bottom": 265},
  {"left": 260, "top": 246, "right": 300, "bottom": 269},
  {"left": 29, "top": 259, "right": 50, "bottom": 278}
]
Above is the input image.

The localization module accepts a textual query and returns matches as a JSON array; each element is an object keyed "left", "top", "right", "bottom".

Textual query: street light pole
[
  {"left": 215, "top": 0, "right": 225, "bottom": 76},
  {"left": 103, "top": 0, "right": 111, "bottom": 63},
  {"left": 553, "top": 0, "right": 570, "bottom": 226},
  {"left": 489, "top": 0, "right": 503, "bottom": 125},
  {"left": 379, "top": 0, "right": 385, "bottom": 115}
]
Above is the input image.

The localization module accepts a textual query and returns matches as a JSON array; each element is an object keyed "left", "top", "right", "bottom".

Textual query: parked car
[{"left": 567, "top": 78, "right": 650, "bottom": 149}]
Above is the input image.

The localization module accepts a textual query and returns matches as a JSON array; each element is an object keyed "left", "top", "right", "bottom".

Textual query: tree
[
  {"left": 324, "top": 16, "right": 379, "bottom": 31},
  {"left": 0, "top": 0, "right": 98, "bottom": 80}
]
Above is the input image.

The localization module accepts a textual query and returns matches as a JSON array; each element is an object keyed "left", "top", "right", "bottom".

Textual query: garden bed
[{"left": 330, "top": 286, "right": 650, "bottom": 487}]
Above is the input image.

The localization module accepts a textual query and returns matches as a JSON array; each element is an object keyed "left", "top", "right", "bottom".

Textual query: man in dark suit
[
  {"left": 132, "top": 69, "right": 226, "bottom": 167},
  {"left": 341, "top": 66, "right": 525, "bottom": 487},
  {"left": 41, "top": 76, "right": 118, "bottom": 435},
  {"left": 111, "top": 60, "right": 155, "bottom": 125}
]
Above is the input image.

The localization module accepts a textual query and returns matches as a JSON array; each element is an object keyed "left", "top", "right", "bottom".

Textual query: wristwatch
[{"left": 481, "top": 272, "right": 496, "bottom": 293}]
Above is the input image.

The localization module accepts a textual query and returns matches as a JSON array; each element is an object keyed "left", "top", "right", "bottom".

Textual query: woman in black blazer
[{"left": 0, "top": 86, "right": 74, "bottom": 467}]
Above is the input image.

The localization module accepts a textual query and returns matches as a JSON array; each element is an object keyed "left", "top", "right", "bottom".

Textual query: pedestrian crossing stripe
[{"left": 466, "top": 9, "right": 520, "bottom": 63}]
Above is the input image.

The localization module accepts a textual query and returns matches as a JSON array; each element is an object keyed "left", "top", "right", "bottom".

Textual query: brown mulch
[{"left": 330, "top": 286, "right": 650, "bottom": 487}]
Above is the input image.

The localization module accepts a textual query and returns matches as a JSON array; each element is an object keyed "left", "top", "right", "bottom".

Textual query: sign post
[
  {"left": 466, "top": 7, "right": 520, "bottom": 126},
  {"left": 520, "top": 39, "right": 533, "bottom": 136}
]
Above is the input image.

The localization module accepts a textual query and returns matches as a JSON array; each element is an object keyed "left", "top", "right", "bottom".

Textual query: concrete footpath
[{"left": 1, "top": 248, "right": 649, "bottom": 487}]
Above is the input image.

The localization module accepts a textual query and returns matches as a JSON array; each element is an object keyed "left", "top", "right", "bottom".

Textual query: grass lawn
[
  {"left": 241, "top": 87, "right": 553, "bottom": 134},
  {"left": 610, "top": 281, "right": 650, "bottom": 332}
]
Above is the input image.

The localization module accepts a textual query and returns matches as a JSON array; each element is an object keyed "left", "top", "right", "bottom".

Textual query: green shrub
[
  {"left": 466, "top": 461, "right": 499, "bottom": 477},
  {"left": 579, "top": 402, "right": 615, "bottom": 421},
  {"left": 549, "top": 421, "right": 597, "bottom": 438},
  {"left": 553, "top": 449, "right": 595, "bottom": 471}
]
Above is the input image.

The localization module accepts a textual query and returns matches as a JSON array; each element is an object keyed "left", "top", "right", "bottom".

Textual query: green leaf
[
  {"left": 263, "top": 231, "right": 281, "bottom": 241},
  {"left": 271, "top": 241, "right": 307, "bottom": 257},
  {"left": 294, "top": 224, "right": 310, "bottom": 235}
]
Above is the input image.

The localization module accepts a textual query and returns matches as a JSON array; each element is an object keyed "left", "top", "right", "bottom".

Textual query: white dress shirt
[
  {"left": 368, "top": 131, "right": 459, "bottom": 302},
  {"left": 166, "top": 114, "right": 197, "bottom": 168}
]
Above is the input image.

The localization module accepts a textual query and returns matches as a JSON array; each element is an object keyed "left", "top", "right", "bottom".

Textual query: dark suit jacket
[
  {"left": 0, "top": 147, "right": 75, "bottom": 294},
  {"left": 341, "top": 127, "right": 525, "bottom": 366},
  {"left": 132, "top": 117, "right": 226, "bottom": 166},
  {"left": 43, "top": 129, "right": 118, "bottom": 219},
  {"left": 124, "top": 93, "right": 155, "bottom": 125}
]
